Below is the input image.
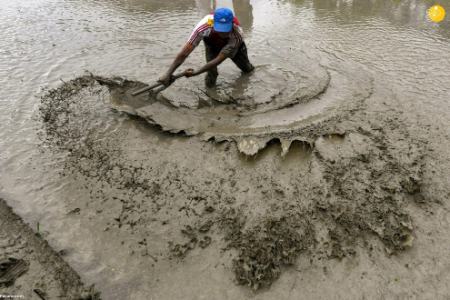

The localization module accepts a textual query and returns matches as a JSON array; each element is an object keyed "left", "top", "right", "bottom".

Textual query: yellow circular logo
[{"left": 428, "top": 4, "right": 446, "bottom": 23}]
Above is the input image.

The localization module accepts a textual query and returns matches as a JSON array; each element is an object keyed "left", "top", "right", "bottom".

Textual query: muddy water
[{"left": 1, "top": 0, "right": 450, "bottom": 299}]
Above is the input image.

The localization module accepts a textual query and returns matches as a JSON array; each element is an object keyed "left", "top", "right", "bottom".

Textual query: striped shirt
[{"left": 187, "top": 14, "right": 244, "bottom": 58}]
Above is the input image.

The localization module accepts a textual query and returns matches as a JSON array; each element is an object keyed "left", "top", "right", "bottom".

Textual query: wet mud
[
  {"left": 0, "top": 0, "right": 448, "bottom": 298},
  {"left": 37, "top": 69, "right": 428, "bottom": 291},
  {"left": 220, "top": 211, "right": 315, "bottom": 290},
  {"left": 0, "top": 198, "right": 100, "bottom": 299}
]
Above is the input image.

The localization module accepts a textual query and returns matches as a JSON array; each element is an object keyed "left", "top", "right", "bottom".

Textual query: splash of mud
[{"left": 93, "top": 60, "right": 372, "bottom": 155}]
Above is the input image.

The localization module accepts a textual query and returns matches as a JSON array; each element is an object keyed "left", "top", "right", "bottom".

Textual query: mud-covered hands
[
  {"left": 184, "top": 68, "right": 195, "bottom": 77},
  {"left": 158, "top": 73, "right": 175, "bottom": 86}
]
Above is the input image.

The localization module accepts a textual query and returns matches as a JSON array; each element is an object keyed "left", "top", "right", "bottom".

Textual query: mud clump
[
  {"left": 39, "top": 76, "right": 102, "bottom": 150},
  {"left": 169, "top": 221, "right": 214, "bottom": 259},
  {"left": 221, "top": 212, "right": 314, "bottom": 290},
  {"left": 0, "top": 258, "right": 29, "bottom": 287},
  {"left": 313, "top": 123, "right": 424, "bottom": 255}
]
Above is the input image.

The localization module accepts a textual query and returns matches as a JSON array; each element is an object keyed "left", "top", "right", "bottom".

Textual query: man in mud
[{"left": 159, "top": 7, "right": 254, "bottom": 88}]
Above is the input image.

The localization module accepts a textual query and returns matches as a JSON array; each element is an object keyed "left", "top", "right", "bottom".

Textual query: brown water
[{"left": 1, "top": 0, "right": 450, "bottom": 299}]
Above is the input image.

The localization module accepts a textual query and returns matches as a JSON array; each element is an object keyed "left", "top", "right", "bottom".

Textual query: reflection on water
[
  {"left": 78, "top": 0, "right": 447, "bottom": 38},
  {"left": 307, "top": 0, "right": 449, "bottom": 36},
  {"left": 195, "top": 0, "right": 214, "bottom": 14},
  {"left": 234, "top": 0, "right": 254, "bottom": 30},
  {"left": 107, "top": 0, "right": 197, "bottom": 12}
]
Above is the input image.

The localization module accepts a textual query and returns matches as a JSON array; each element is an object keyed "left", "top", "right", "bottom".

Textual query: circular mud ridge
[
  {"left": 160, "top": 64, "right": 329, "bottom": 113},
  {"left": 95, "top": 59, "right": 373, "bottom": 155}
]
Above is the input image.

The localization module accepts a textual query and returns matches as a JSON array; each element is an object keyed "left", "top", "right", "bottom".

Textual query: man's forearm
[
  {"left": 165, "top": 44, "right": 194, "bottom": 76},
  {"left": 166, "top": 55, "right": 186, "bottom": 76}
]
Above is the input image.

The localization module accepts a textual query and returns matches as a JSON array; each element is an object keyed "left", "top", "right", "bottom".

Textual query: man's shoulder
[
  {"left": 232, "top": 24, "right": 244, "bottom": 37},
  {"left": 188, "top": 14, "right": 213, "bottom": 45},
  {"left": 197, "top": 14, "right": 214, "bottom": 26},
  {"left": 191, "top": 14, "right": 213, "bottom": 32}
]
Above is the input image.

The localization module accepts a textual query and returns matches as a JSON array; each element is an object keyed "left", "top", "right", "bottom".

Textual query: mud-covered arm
[
  {"left": 188, "top": 53, "right": 228, "bottom": 77},
  {"left": 159, "top": 43, "right": 194, "bottom": 85}
]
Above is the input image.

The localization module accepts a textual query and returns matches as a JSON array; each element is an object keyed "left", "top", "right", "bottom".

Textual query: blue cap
[{"left": 214, "top": 7, "right": 234, "bottom": 32}]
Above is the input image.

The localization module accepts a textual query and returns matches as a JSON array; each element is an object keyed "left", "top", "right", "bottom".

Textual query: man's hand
[
  {"left": 158, "top": 74, "right": 173, "bottom": 86},
  {"left": 184, "top": 68, "right": 195, "bottom": 77}
]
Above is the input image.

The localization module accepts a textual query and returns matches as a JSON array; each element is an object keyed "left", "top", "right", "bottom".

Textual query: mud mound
[{"left": 220, "top": 212, "right": 315, "bottom": 290}]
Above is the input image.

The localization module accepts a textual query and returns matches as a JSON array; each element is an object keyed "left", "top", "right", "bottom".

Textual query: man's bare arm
[{"left": 159, "top": 43, "right": 195, "bottom": 85}]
